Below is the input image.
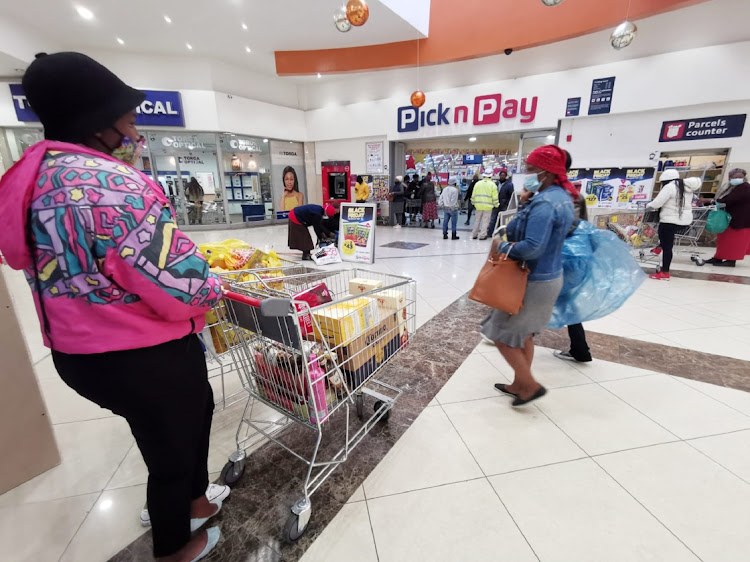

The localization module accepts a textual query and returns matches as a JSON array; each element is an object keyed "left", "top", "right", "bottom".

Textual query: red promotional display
[{"left": 321, "top": 160, "right": 351, "bottom": 207}]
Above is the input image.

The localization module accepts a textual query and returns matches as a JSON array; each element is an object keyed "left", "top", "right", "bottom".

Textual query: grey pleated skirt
[{"left": 480, "top": 277, "right": 563, "bottom": 348}]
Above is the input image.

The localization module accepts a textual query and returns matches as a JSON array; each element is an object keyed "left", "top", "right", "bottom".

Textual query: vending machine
[{"left": 321, "top": 161, "right": 351, "bottom": 206}]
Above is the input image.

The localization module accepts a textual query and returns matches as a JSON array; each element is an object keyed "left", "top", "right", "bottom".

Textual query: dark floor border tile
[{"left": 641, "top": 266, "right": 750, "bottom": 285}]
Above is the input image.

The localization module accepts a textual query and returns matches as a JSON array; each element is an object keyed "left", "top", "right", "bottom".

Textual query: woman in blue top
[{"left": 482, "top": 145, "right": 576, "bottom": 406}]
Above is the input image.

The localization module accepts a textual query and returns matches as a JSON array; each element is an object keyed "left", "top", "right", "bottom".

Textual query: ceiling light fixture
[
  {"left": 186, "top": 43, "right": 193, "bottom": 50},
  {"left": 75, "top": 5, "right": 94, "bottom": 20},
  {"left": 263, "top": 139, "right": 268, "bottom": 143},
  {"left": 245, "top": 46, "right": 251, "bottom": 53},
  {"left": 241, "top": 22, "right": 248, "bottom": 30},
  {"left": 164, "top": 15, "right": 172, "bottom": 24},
  {"left": 611, "top": 0, "right": 637, "bottom": 50},
  {"left": 116, "top": 37, "right": 125, "bottom": 45},
  {"left": 469, "top": 137, "right": 477, "bottom": 142},
  {"left": 317, "top": 73, "right": 322, "bottom": 78}
]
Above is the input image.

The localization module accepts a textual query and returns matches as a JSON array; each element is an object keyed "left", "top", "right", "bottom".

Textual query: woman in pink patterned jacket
[{"left": 0, "top": 53, "right": 224, "bottom": 562}]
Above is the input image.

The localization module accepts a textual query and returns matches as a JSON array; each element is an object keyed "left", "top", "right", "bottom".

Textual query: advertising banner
[
  {"left": 569, "top": 167, "right": 655, "bottom": 209},
  {"left": 339, "top": 204, "right": 376, "bottom": 264},
  {"left": 271, "top": 141, "right": 306, "bottom": 220}
]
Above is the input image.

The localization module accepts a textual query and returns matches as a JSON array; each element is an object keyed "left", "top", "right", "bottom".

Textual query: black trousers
[
  {"left": 466, "top": 203, "right": 474, "bottom": 222},
  {"left": 658, "top": 223, "right": 687, "bottom": 273},
  {"left": 52, "top": 334, "right": 213, "bottom": 558},
  {"left": 568, "top": 323, "right": 592, "bottom": 362}
]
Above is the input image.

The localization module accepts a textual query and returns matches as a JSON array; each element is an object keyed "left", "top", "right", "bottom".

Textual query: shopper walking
[
  {"left": 420, "top": 172, "right": 439, "bottom": 228},
  {"left": 289, "top": 203, "right": 338, "bottom": 260},
  {"left": 646, "top": 171, "right": 702, "bottom": 280},
  {"left": 707, "top": 168, "right": 750, "bottom": 267},
  {"left": 0, "top": 53, "right": 225, "bottom": 562},
  {"left": 389, "top": 176, "right": 405, "bottom": 228},
  {"left": 439, "top": 177, "right": 461, "bottom": 240},
  {"left": 354, "top": 175, "right": 370, "bottom": 203},
  {"left": 464, "top": 173, "right": 480, "bottom": 225},
  {"left": 484, "top": 145, "right": 576, "bottom": 406},
  {"left": 486, "top": 169, "right": 514, "bottom": 238},
  {"left": 186, "top": 177, "right": 205, "bottom": 225},
  {"left": 471, "top": 170, "right": 499, "bottom": 240}
]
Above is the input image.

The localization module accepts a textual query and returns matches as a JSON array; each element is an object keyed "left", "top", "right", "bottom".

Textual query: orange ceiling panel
[{"left": 275, "top": 0, "right": 709, "bottom": 75}]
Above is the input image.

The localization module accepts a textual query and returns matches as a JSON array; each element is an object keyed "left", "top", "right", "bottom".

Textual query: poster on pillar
[
  {"left": 271, "top": 141, "right": 306, "bottom": 220},
  {"left": 339, "top": 204, "right": 376, "bottom": 264}
]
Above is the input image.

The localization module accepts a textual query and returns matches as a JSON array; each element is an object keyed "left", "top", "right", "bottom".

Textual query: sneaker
[
  {"left": 553, "top": 350, "right": 577, "bottom": 362},
  {"left": 650, "top": 247, "right": 662, "bottom": 255},
  {"left": 649, "top": 271, "right": 671, "bottom": 280},
  {"left": 479, "top": 236, "right": 488, "bottom": 240},
  {"left": 140, "top": 483, "right": 231, "bottom": 527}
]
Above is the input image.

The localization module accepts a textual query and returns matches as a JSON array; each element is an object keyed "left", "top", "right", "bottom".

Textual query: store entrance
[{"left": 146, "top": 132, "right": 226, "bottom": 226}]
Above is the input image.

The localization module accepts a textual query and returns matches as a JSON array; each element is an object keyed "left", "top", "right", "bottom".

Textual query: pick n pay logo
[{"left": 397, "top": 93, "right": 538, "bottom": 133}]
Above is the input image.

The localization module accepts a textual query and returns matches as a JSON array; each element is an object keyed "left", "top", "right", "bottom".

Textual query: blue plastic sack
[{"left": 548, "top": 220, "right": 646, "bottom": 330}]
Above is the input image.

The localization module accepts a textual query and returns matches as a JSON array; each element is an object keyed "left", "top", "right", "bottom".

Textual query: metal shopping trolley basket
[
  {"left": 213, "top": 268, "right": 416, "bottom": 541},
  {"left": 405, "top": 198, "right": 422, "bottom": 227}
]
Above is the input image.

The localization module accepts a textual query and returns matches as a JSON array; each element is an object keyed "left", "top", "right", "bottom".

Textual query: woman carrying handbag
[{"left": 475, "top": 145, "right": 576, "bottom": 407}]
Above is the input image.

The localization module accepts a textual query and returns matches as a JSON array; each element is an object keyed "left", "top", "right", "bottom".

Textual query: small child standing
[{"left": 439, "top": 177, "right": 461, "bottom": 240}]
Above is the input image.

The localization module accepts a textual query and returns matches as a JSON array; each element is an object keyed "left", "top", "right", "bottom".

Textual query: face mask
[
  {"left": 729, "top": 178, "right": 745, "bottom": 186},
  {"left": 111, "top": 134, "right": 146, "bottom": 165},
  {"left": 524, "top": 172, "right": 544, "bottom": 193}
]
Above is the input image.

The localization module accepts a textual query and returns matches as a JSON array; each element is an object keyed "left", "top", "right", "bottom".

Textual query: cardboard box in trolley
[
  {"left": 339, "top": 312, "right": 401, "bottom": 388},
  {"left": 374, "top": 288, "right": 407, "bottom": 338},
  {"left": 311, "top": 297, "right": 380, "bottom": 347},
  {"left": 349, "top": 278, "right": 384, "bottom": 295}
]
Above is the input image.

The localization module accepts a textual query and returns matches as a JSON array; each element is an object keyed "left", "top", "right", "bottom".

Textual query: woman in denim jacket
[{"left": 483, "top": 145, "right": 576, "bottom": 406}]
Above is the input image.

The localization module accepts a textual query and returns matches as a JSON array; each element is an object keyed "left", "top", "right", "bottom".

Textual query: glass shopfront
[{"left": 0, "top": 127, "right": 306, "bottom": 229}]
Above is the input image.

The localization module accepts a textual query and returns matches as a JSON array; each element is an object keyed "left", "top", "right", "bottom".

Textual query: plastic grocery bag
[
  {"left": 548, "top": 220, "right": 646, "bottom": 330},
  {"left": 311, "top": 246, "right": 342, "bottom": 266},
  {"left": 198, "top": 239, "right": 251, "bottom": 268}
]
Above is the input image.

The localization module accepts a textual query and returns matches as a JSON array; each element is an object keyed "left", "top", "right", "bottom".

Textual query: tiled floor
[{"left": 2, "top": 220, "right": 750, "bottom": 561}]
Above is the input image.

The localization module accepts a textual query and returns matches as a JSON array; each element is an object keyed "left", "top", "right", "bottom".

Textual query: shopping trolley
[
  {"left": 405, "top": 198, "right": 422, "bottom": 227},
  {"left": 213, "top": 268, "right": 416, "bottom": 541}
]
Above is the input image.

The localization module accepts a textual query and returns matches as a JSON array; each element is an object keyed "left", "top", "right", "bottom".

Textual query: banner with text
[
  {"left": 339, "top": 203, "right": 376, "bottom": 264},
  {"left": 568, "top": 167, "right": 656, "bottom": 209}
]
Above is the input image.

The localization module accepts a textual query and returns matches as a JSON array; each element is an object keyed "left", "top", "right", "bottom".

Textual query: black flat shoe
[
  {"left": 512, "top": 386, "right": 547, "bottom": 407},
  {"left": 494, "top": 383, "right": 517, "bottom": 397},
  {"left": 715, "top": 260, "right": 736, "bottom": 267}
]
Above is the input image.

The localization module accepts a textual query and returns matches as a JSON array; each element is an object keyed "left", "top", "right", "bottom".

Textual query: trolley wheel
[
  {"left": 374, "top": 400, "right": 391, "bottom": 423},
  {"left": 220, "top": 460, "right": 245, "bottom": 487},
  {"left": 284, "top": 512, "right": 308, "bottom": 543},
  {"left": 694, "top": 258, "right": 705, "bottom": 266}
]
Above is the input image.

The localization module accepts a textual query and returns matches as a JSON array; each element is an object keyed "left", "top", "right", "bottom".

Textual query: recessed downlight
[
  {"left": 186, "top": 43, "right": 193, "bottom": 50},
  {"left": 116, "top": 37, "right": 125, "bottom": 45},
  {"left": 469, "top": 137, "right": 477, "bottom": 142},
  {"left": 164, "top": 15, "right": 172, "bottom": 24},
  {"left": 241, "top": 22, "right": 248, "bottom": 30},
  {"left": 317, "top": 73, "right": 322, "bottom": 78},
  {"left": 76, "top": 5, "right": 94, "bottom": 20},
  {"left": 263, "top": 139, "right": 268, "bottom": 143},
  {"left": 245, "top": 46, "right": 251, "bottom": 53}
]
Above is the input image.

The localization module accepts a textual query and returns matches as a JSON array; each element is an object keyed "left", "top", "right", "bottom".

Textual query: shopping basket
[{"left": 212, "top": 267, "right": 416, "bottom": 541}]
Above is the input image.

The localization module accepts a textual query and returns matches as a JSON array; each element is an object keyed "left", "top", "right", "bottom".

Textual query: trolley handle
[{"left": 224, "top": 291, "right": 293, "bottom": 317}]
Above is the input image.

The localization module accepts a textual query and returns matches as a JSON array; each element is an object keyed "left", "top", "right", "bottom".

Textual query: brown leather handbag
[{"left": 469, "top": 238, "right": 529, "bottom": 315}]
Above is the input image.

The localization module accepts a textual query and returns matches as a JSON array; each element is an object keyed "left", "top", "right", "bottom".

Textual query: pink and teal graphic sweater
[{"left": 0, "top": 141, "right": 222, "bottom": 354}]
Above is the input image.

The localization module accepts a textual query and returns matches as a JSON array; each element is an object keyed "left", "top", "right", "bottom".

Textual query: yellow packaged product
[
  {"left": 312, "top": 297, "right": 380, "bottom": 346},
  {"left": 349, "top": 278, "right": 384, "bottom": 295}
]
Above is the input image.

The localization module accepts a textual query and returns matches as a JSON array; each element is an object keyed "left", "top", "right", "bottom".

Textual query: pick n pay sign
[
  {"left": 8, "top": 84, "right": 186, "bottom": 127},
  {"left": 397, "top": 93, "right": 538, "bottom": 133}
]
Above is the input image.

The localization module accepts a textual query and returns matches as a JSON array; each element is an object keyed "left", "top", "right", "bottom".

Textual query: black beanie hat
[{"left": 22, "top": 52, "right": 145, "bottom": 143}]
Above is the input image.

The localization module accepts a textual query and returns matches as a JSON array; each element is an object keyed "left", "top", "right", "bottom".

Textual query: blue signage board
[
  {"left": 566, "top": 97, "right": 581, "bottom": 117},
  {"left": 588, "top": 77, "right": 615, "bottom": 115},
  {"left": 8, "top": 84, "right": 185, "bottom": 127},
  {"left": 659, "top": 114, "right": 746, "bottom": 142},
  {"left": 463, "top": 154, "right": 483, "bottom": 165}
]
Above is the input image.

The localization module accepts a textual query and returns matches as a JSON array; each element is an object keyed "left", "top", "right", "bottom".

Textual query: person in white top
[
  {"left": 646, "top": 170, "right": 702, "bottom": 280},
  {"left": 439, "top": 176, "right": 461, "bottom": 240}
]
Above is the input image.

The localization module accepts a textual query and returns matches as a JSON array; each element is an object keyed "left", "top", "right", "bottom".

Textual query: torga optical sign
[
  {"left": 8, "top": 85, "right": 185, "bottom": 127},
  {"left": 397, "top": 93, "right": 538, "bottom": 133}
]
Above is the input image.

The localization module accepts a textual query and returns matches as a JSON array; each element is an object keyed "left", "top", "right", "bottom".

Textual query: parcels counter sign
[
  {"left": 397, "top": 93, "right": 538, "bottom": 133},
  {"left": 8, "top": 84, "right": 186, "bottom": 127},
  {"left": 660, "top": 114, "right": 746, "bottom": 142}
]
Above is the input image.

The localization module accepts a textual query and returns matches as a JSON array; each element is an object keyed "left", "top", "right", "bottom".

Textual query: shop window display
[{"left": 218, "top": 134, "right": 272, "bottom": 223}]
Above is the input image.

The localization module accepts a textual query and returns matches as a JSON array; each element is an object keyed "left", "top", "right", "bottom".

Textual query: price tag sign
[
  {"left": 342, "top": 239, "right": 356, "bottom": 256},
  {"left": 585, "top": 194, "right": 598, "bottom": 207},
  {"left": 618, "top": 192, "right": 631, "bottom": 203}
]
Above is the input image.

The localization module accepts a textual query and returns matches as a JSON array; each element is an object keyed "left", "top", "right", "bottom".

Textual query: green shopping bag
[{"left": 706, "top": 207, "right": 731, "bottom": 234}]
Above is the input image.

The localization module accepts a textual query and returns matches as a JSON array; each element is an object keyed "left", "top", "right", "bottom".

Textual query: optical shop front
[{"left": 0, "top": 85, "right": 307, "bottom": 230}]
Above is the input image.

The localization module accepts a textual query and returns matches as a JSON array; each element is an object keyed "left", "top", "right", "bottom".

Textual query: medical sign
[
  {"left": 397, "top": 93, "right": 538, "bottom": 133},
  {"left": 339, "top": 204, "right": 376, "bottom": 264},
  {"left": 659, "top": 114, "right": 746, "bottom": 142},
  {"left": 8, "top": 85, "right": 185, "bottom": 127}
]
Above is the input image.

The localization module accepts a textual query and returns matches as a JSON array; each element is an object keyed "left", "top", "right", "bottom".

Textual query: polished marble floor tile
[
  {"left": 299, "top": 502, "right": 377, "bottom": 562},
  {"left": 674, "top": 376, "right": 750, "bottom": 417},
  {"left": 569, "top": 356, "right": 660, "bottom": 383},
  {"left": 596, "top": 442, "right": 750, "bottom": 562},
  {"left": 490, "top": 459, "right": 699, "bottom": 562},
  {"left": 0, "top": 493, "right": 98, "bottom": 562},
  {"left": 434, "top": 352, "right": 510, "bottom": 405},
  {"left": 442, "top": 397, "right": 586, "bottom": 476},
  {"left": 602, "top": 375, "right": 750, "bottom": 439},
  {"left": 363, "top": 406, "right": 483, "bottom": 499},
  {"left": 39, "top": 376, "right": 115, "bottom": 425},
  {"left": 368, "top": 478, "right": 537, "bottom": 562},
  {"left": 346, "top": 485, "right": 365, "bottom": 503},
  {"left": 688, "top": 429, "right": 750, "bottom": 483}
]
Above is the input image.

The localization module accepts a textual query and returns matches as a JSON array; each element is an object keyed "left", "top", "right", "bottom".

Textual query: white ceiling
[
  {"left": 301, "top": 0, "right": 750, "bottom": 109},
  {"left": 1, "top": 0, "right": 425, "bottom": 75}
]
